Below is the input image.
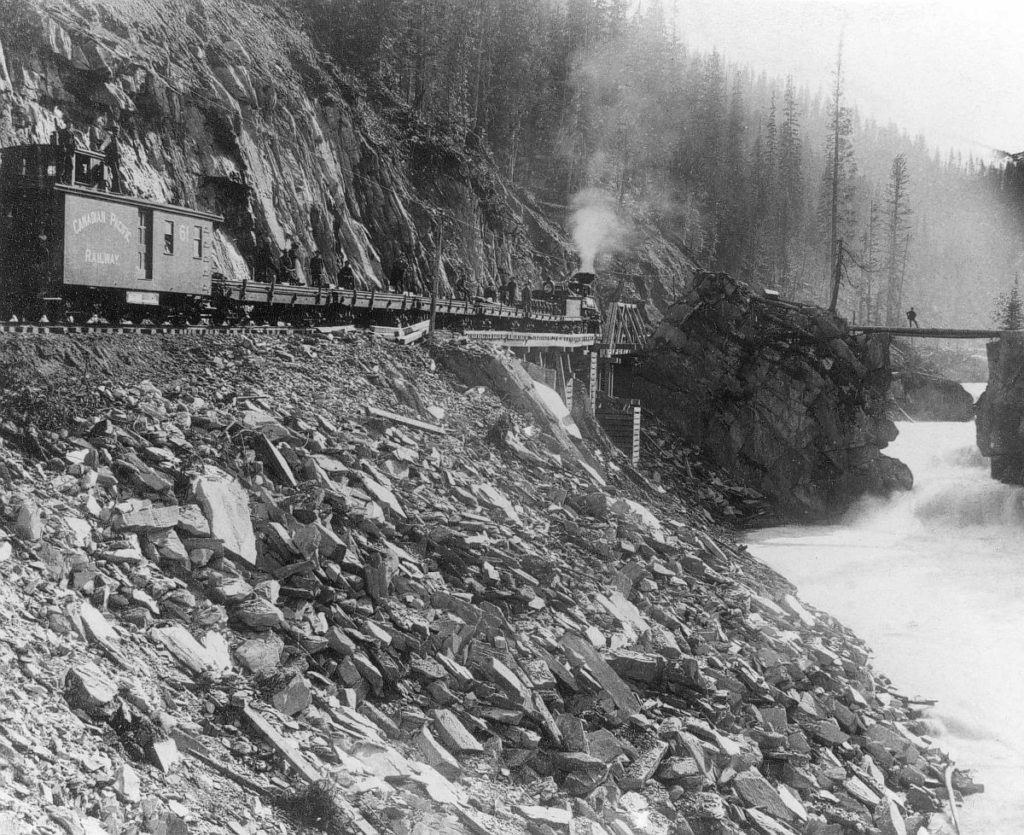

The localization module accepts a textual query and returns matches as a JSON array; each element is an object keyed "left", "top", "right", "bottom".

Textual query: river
[{"left": 746, "top": 384, "right": 1024, "bottom": 834}]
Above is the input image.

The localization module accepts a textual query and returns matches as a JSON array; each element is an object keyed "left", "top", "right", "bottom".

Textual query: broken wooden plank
[{"left": 365, "top": 405, "right": 446, "bottom": 435}]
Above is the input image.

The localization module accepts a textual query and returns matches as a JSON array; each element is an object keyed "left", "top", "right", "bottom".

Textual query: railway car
[
  {"left": 0, "top": 140, "right": 600, "bottom": 334},
  {"left": 0, "top": 142, "right": 219, "bottom": 322}
]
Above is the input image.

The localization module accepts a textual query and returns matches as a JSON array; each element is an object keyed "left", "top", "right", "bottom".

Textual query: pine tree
[
  {"left": 777, "top": 77, "right": 802, "bottom": 292},
  {"left": 883, "top": 153, "right": 912, "bottom": 325},
  {"left": 857, "top": 192, "right": 882, "bottom": 324},
  {"left": 995, "top": 276, "right": 1024, "bottom": 330},
  {"left": 820, "top": 41, "right": 857, "bottom": 303}
]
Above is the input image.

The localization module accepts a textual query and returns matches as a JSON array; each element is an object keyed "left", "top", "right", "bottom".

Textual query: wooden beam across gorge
[{"left": 850, "top": 326, "right": 1001, "bottom": 339}]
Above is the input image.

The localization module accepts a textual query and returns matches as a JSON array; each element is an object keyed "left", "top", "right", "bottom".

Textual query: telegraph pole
[{"left": 429, "top": 218, "right": 444, "bottom": 339}]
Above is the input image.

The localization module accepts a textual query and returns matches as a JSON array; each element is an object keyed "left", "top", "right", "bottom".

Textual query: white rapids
[{"left": 747, "top": 384, "right": 1024, "bottom": 834}]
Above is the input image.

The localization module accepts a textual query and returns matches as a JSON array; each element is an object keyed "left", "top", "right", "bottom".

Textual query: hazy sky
[{"left": 674, "top": 0, "right": 1024, "bottom": 159}]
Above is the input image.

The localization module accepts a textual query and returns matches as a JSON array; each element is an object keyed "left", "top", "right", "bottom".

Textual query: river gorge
[{"left": 748, "top": 384, "right": 1024, "bottom": 833}]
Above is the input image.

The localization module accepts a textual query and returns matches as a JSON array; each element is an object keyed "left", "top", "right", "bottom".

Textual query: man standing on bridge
[{"left": 906, "top": 307, "right": 920, "bottom": 328}]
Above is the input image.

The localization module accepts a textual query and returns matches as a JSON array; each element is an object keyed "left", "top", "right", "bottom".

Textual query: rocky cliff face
[
  {"left": 621, "top": 272, "right": 913, "bottom": 521},
  {"left": 0, "top": 0, "right": 574, "bottom": 292},
  {"left": 976, "top": 332, "right": 1024, "bottom": 482}
]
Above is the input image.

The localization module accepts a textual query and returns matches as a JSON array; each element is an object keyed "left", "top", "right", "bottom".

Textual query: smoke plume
[{"left": 569, "top": 188, "right": 625, "bottom": 272}]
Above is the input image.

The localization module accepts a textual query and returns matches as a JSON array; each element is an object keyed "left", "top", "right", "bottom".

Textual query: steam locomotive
[{"left": 0, "top": 141, "right": 600, "bottom": 333}]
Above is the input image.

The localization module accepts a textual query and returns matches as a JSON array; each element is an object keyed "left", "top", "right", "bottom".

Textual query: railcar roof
[{"left": 56, "top": 183, "right": 223, "bottom": 223}]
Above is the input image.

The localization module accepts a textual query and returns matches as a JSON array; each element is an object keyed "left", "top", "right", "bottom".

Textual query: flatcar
[{"left": 0, "top": 141, "right": 600, "bottom": 333}]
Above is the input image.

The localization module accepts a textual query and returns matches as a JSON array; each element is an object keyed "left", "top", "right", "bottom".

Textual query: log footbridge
[{"left": 851, "top": 326, "right": 1003, "bottom": 339}]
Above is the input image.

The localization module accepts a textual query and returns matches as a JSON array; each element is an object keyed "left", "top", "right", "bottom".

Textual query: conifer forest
[{"left": 305, "top": 0, "right": 1024, "bottom": 327}]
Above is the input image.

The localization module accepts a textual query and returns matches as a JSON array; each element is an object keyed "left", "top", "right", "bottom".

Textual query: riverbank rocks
[
  {"left": 0, "top": 331, "right": 973, "bottom": 835},
  {"left": 622, "top": 271, "right": 913, "bottom": 520}
]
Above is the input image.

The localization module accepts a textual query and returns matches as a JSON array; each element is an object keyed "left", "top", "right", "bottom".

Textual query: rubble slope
[{"left": 0, "top": 331, "right": 972, "bottom": 835}]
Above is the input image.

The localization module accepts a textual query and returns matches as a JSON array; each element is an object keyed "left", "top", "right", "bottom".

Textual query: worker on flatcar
[
  {"left": 56, "top": 117, "right": 78, "bottom": 184},
  {"left": 391, "top": 255, "right": 408, "bottom": 294},
  {"left": 337, "top": 255, "right": 355, "bottom": 289},
  {"left": 522, "top": 281, "right": 532, "bottom": 315},
  {"left": 279, "top": 239, "right": 297, "bottom": 284},
  {"left": 506, "top": 277, "right": 518, "bottom": 306},
  {"left": 309, "top": 250, "right": 324, "bottom": 288},
  {"left": 104, "top": 125, "right": 123, "bottom": 193}
]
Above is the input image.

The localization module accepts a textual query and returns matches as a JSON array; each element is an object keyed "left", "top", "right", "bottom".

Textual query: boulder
[
  {"left": 194, "top": 467, "right": 257, "bottom": 565},
  {"left": 892, "top": 372, "right": 974, "bottom": 421}
]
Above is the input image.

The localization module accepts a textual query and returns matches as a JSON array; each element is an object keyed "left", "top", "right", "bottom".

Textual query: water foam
[{"left": 748, "top": 399, "right": 1024, "bottom": 833}]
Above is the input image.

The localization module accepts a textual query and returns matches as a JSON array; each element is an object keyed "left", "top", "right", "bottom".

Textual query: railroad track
[
  {"left": 0, "top": 321, "right": 354, "bottom": 337},
  {"left": 0, "top": 320, "right": 602, "bottom": 351}
]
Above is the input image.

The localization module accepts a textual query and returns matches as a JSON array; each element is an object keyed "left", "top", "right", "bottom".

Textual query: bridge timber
[{"left": 850, "top": 326, "right": 1002, "bottom": 339}]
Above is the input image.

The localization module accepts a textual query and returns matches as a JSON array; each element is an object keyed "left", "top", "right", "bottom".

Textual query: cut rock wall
[{"left": 0, "top": 0, "right": 564, "bottom": 292}]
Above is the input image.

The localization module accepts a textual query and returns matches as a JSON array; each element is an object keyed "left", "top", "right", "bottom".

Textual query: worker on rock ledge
[{"left": 906, "top": 307, "right": 919, "bottom": 328}]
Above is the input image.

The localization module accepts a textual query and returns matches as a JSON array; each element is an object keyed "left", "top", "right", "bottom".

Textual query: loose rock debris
[{"left": 0, "top": 331, "right": 980, "bottom": 834}]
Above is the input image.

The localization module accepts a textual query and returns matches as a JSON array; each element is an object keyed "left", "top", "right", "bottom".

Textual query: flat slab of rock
[
  {"left": 148, "top": 737, "right": 179, "bottom": 773},
  {"left": 747, "top": 808, "right": 800, "bottom": 834},
  {"left": 733, "top": 769, "right": 794, "bottom": 822},
  {"left": 234, "top": 634, "right": 283, "bottom": 674},
  {"left": 194, "top": 467, "right": 257, "bottom": 565},
  {"left": 607, "top": 649, "right": 665, "bottom": 683},
  {"left": 65, "top": 662, "right": 118, "bottom": 716},
  {"left": 415, "top": 726, "right": 461, "bottom": 778},
  {"left": 560, "top": 632, "right": 640, "bottom": 717},
  {"left": 480, "top": 656, "right": 531, "bottom": 708},
  {"left": 255, "top": 434, "right": 298, "bottom": 488},
  {"left": 513, "top": 805, "right": 572, "bottom": 832},
  {"left": 152, "top": 625, "right": 218, "bottom": 676},
  {"left": 113, "top": 763, "right": 141, "bottom": 803},
  {"left": 620, "top": 740, "right": 669, "bottom": 790},
  {"left": 272, "top": 674, "right": 312, "bottom": 716},
  {"left": 176, "top": 504, "right": 212, "bottom": 537},
  {"left": 432, "top": 709, "right": 484, "bottom": 755},
  {"left": 116, "top": 503, "right": 179, "bottom": 533}
]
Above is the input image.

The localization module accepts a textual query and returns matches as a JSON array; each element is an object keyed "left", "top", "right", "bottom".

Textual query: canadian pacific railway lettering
[
  {"left": 84, "top": 249, "right": 120, "bottom": 265},
  {"left": 72, "top": 209, "right": 131, "bottom": 243}
]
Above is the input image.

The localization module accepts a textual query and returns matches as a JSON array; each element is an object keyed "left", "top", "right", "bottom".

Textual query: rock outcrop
[
  {"left": 891, "top": 372, "right": 974, "bottom": 422},
  {"left": 977, "top": 332, "right": 1024, "bottom": 482},
  {"left": 621, "top": 272, "right": 912, "bottom": 520}
]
